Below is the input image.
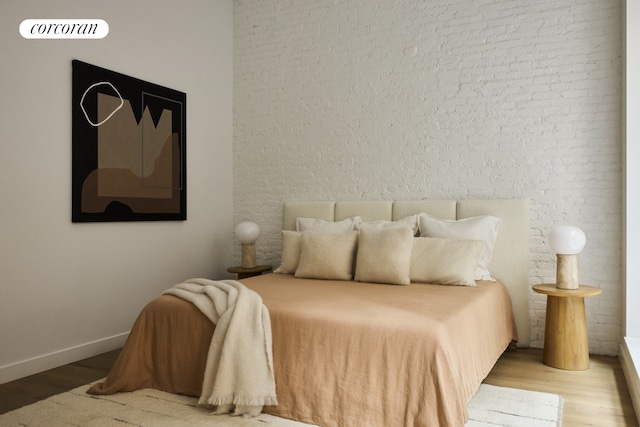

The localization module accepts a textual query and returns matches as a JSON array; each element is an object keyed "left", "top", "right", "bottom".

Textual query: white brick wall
[{"left": 233, "top": 0, "right": 622, "bottom": 355}]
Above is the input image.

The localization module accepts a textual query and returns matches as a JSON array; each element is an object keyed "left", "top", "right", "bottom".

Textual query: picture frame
[{"left": 72, "top": 60, "right": 186, "bottom": 222}]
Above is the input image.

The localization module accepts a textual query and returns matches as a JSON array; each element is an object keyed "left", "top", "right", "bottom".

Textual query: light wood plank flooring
[
  {"left": 485, "top": 348, "right": 638, "bottom": 427},
  {"left": 0, "top": 347, "right": 637, "bottom": 426}
]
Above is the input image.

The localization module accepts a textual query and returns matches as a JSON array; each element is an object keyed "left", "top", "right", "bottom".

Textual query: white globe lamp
[
  {"left": 235, "top": 221, "right": 260, "bottom": 268},
  {"left": 549, "top": 225, "right": 586, "bottom": 290}
]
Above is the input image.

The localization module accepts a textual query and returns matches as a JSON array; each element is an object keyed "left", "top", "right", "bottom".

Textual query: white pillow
[
  {"left": 410, "top": 237, "right": 483, "bottom": 286},
  {"left": 354, "top": 225, "right": 414, "bottom": 285},
  {"left": 354, "top": 215, "right": 419, "bottom": 235},
  {"left": 418, "top": 213, "right": 501, "bottom": 281},
  {"left": 296, "top": 216, "right": 362, "bottom": 233},
  {"left": 273, "top": 230, "right": 302, "bottom": 274},
  {"left": 295, "top": 230, "right": 358, "bottom": 280}
]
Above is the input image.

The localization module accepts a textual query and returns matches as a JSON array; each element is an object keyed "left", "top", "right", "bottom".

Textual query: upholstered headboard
[{"left": 283, "top": 199, "right": 530, "bottom": 347}]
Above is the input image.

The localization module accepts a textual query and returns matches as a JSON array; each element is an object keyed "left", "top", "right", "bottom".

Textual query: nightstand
[
  {"left": 532, "top": 284, "right": 602, "bottom": 370},
  {"left": 227, "top": 265, "right": 272, "bottom": 280}
]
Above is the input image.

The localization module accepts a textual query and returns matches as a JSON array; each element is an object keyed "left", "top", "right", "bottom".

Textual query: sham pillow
[
  {"left": 295, "top": 230, "right": 358, "bottom": 280},
  {"left": 296, "top": 216, "right": 362, "bottom": 233},
  {"left": 418, "top": 213, "right": 501, "bottom": 281},
  {"left": 354, "top": 214, "right": 419, "bottom": 235},
  {"left": 354, "top": 225, "right": 414, "bottom": 285},
  {"left": 273, "top": 230, "right": 302, "bottom": 274},
  {"left": 410, "top": 237, "right": 484, "bottom": 286}
]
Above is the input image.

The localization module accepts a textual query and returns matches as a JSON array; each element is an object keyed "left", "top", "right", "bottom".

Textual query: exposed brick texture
[{"left": 233, "top": 0, "right": 623, "bottom": 355}]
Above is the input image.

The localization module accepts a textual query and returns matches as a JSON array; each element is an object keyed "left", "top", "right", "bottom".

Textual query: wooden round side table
[
  {"left": 532, "top": 284, "right": 602, "bottom": 370},
  {"left": 227, "top": 265, "right": 272, "bottom": 280}
]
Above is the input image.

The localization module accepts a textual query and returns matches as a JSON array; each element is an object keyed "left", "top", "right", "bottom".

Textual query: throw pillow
[
  {"left": 418, "top": 213, "right": 501, "bottom": 281},
  {"left": 410, "top": 237, "right": 483, "bottom": 286},
  {"left": 354, "top": 225, "right": 414, "bottom": 285},
  {"left": 295, "top": 230, "right": 359, "bottom": 280}
]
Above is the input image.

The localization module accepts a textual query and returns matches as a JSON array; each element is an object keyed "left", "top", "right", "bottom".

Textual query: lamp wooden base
[
  {"left": 556, "top": 254, "right": 579, "bottom": 290},
  {"left": 532, "top": 284, "right": 602, "bottom": 370},
  {"left": 241, "top": 243, "right": 256, "bottom": 268}
]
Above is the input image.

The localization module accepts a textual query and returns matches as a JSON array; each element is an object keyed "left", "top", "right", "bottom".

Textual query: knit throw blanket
[{"left": 163, "top": 278, "right": 277, "bottom": 416}]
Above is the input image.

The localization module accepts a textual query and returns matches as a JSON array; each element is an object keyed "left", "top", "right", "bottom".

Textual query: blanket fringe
[{"left": 201, "top": 395, "right": 278, "bottom": 407}]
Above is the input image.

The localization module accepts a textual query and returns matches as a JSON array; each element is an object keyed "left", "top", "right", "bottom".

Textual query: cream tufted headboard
[{"left": 283, "top": 199, "right": 530, "bottom": 347}]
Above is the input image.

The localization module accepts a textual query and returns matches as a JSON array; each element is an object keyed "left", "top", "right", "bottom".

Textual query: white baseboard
[
  {"left": 0, "top": 332, "right": 129, "bottom": 385},
  {"left": 620, "top": 338, "right": 640, "bottom": 426}
]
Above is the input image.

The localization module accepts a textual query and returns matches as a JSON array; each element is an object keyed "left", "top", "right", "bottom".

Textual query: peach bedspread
[{"left": 89, "top": 274, "right": 516, "bottom": 427}]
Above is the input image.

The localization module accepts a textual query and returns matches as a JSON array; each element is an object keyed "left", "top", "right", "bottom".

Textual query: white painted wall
[
  {"left": 234, "top": 0, "right": 623, "bottom": 354},
  {"left": 625, "top": 0, "right": 640, "bottom": 339},
  {"left": 621, "top": 1, "right": 640, "bottom": 416},
  {"left": 0, "top": 0, "right": 233, "bottom": 383}
]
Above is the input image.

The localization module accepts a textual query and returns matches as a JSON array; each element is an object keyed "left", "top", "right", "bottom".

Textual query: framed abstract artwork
[{"left": 72, "top": 60, "right": 186, "bottom": 222}]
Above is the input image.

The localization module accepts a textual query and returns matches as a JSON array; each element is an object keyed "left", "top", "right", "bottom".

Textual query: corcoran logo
[{"left": 19, "top": 19, "right": 109, "bottom": 39}]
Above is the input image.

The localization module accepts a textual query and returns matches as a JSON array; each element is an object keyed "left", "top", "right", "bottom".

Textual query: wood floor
[
  {"left": 485, "top": 348, "right": 639, "bottom": 427},
  {"left": 0, "top": 347, "right": 637, "bottom": 426},
  {"left": 0, "top": 349, "right": 120, "bottom": 415}
]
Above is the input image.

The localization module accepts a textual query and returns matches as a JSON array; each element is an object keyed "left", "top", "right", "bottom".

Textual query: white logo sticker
[{"left": 20, "top": 19, "right": 109, "bottom": 39}]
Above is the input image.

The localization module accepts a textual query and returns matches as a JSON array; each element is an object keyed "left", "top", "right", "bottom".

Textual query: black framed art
[{"left": 72, "top": 60, "right": 186, "bottom": 222}]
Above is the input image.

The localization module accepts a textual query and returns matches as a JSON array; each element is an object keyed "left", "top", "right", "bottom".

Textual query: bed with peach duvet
[{"left": 89, "top": 199, "right": 530, "bottom": 427}]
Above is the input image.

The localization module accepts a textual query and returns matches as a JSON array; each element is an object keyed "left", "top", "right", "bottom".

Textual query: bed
[{"left": 88, "top": 199, "right": 530, "bottom": 427}]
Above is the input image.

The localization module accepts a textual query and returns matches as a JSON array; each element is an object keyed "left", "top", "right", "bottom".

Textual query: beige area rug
[
  {"left": 0, "top": 382, "right": 562, "bottom": 427},
  {"left": 466, "top": 384, "right": 562, "bottom": 427}
]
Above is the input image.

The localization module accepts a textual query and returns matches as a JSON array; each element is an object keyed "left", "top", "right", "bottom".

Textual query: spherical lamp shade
[
  {"left": 549, "top": 225, "right": 586, "bottom": 255},
  {"left": 235, "top": 222, "right": 260, "bottom": 244},
  {"left": 235, "top": 222, "right": 260, "bottom": 268},
  {"left": 549, "top": 225, "right": 585, "bottom": 290}
]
